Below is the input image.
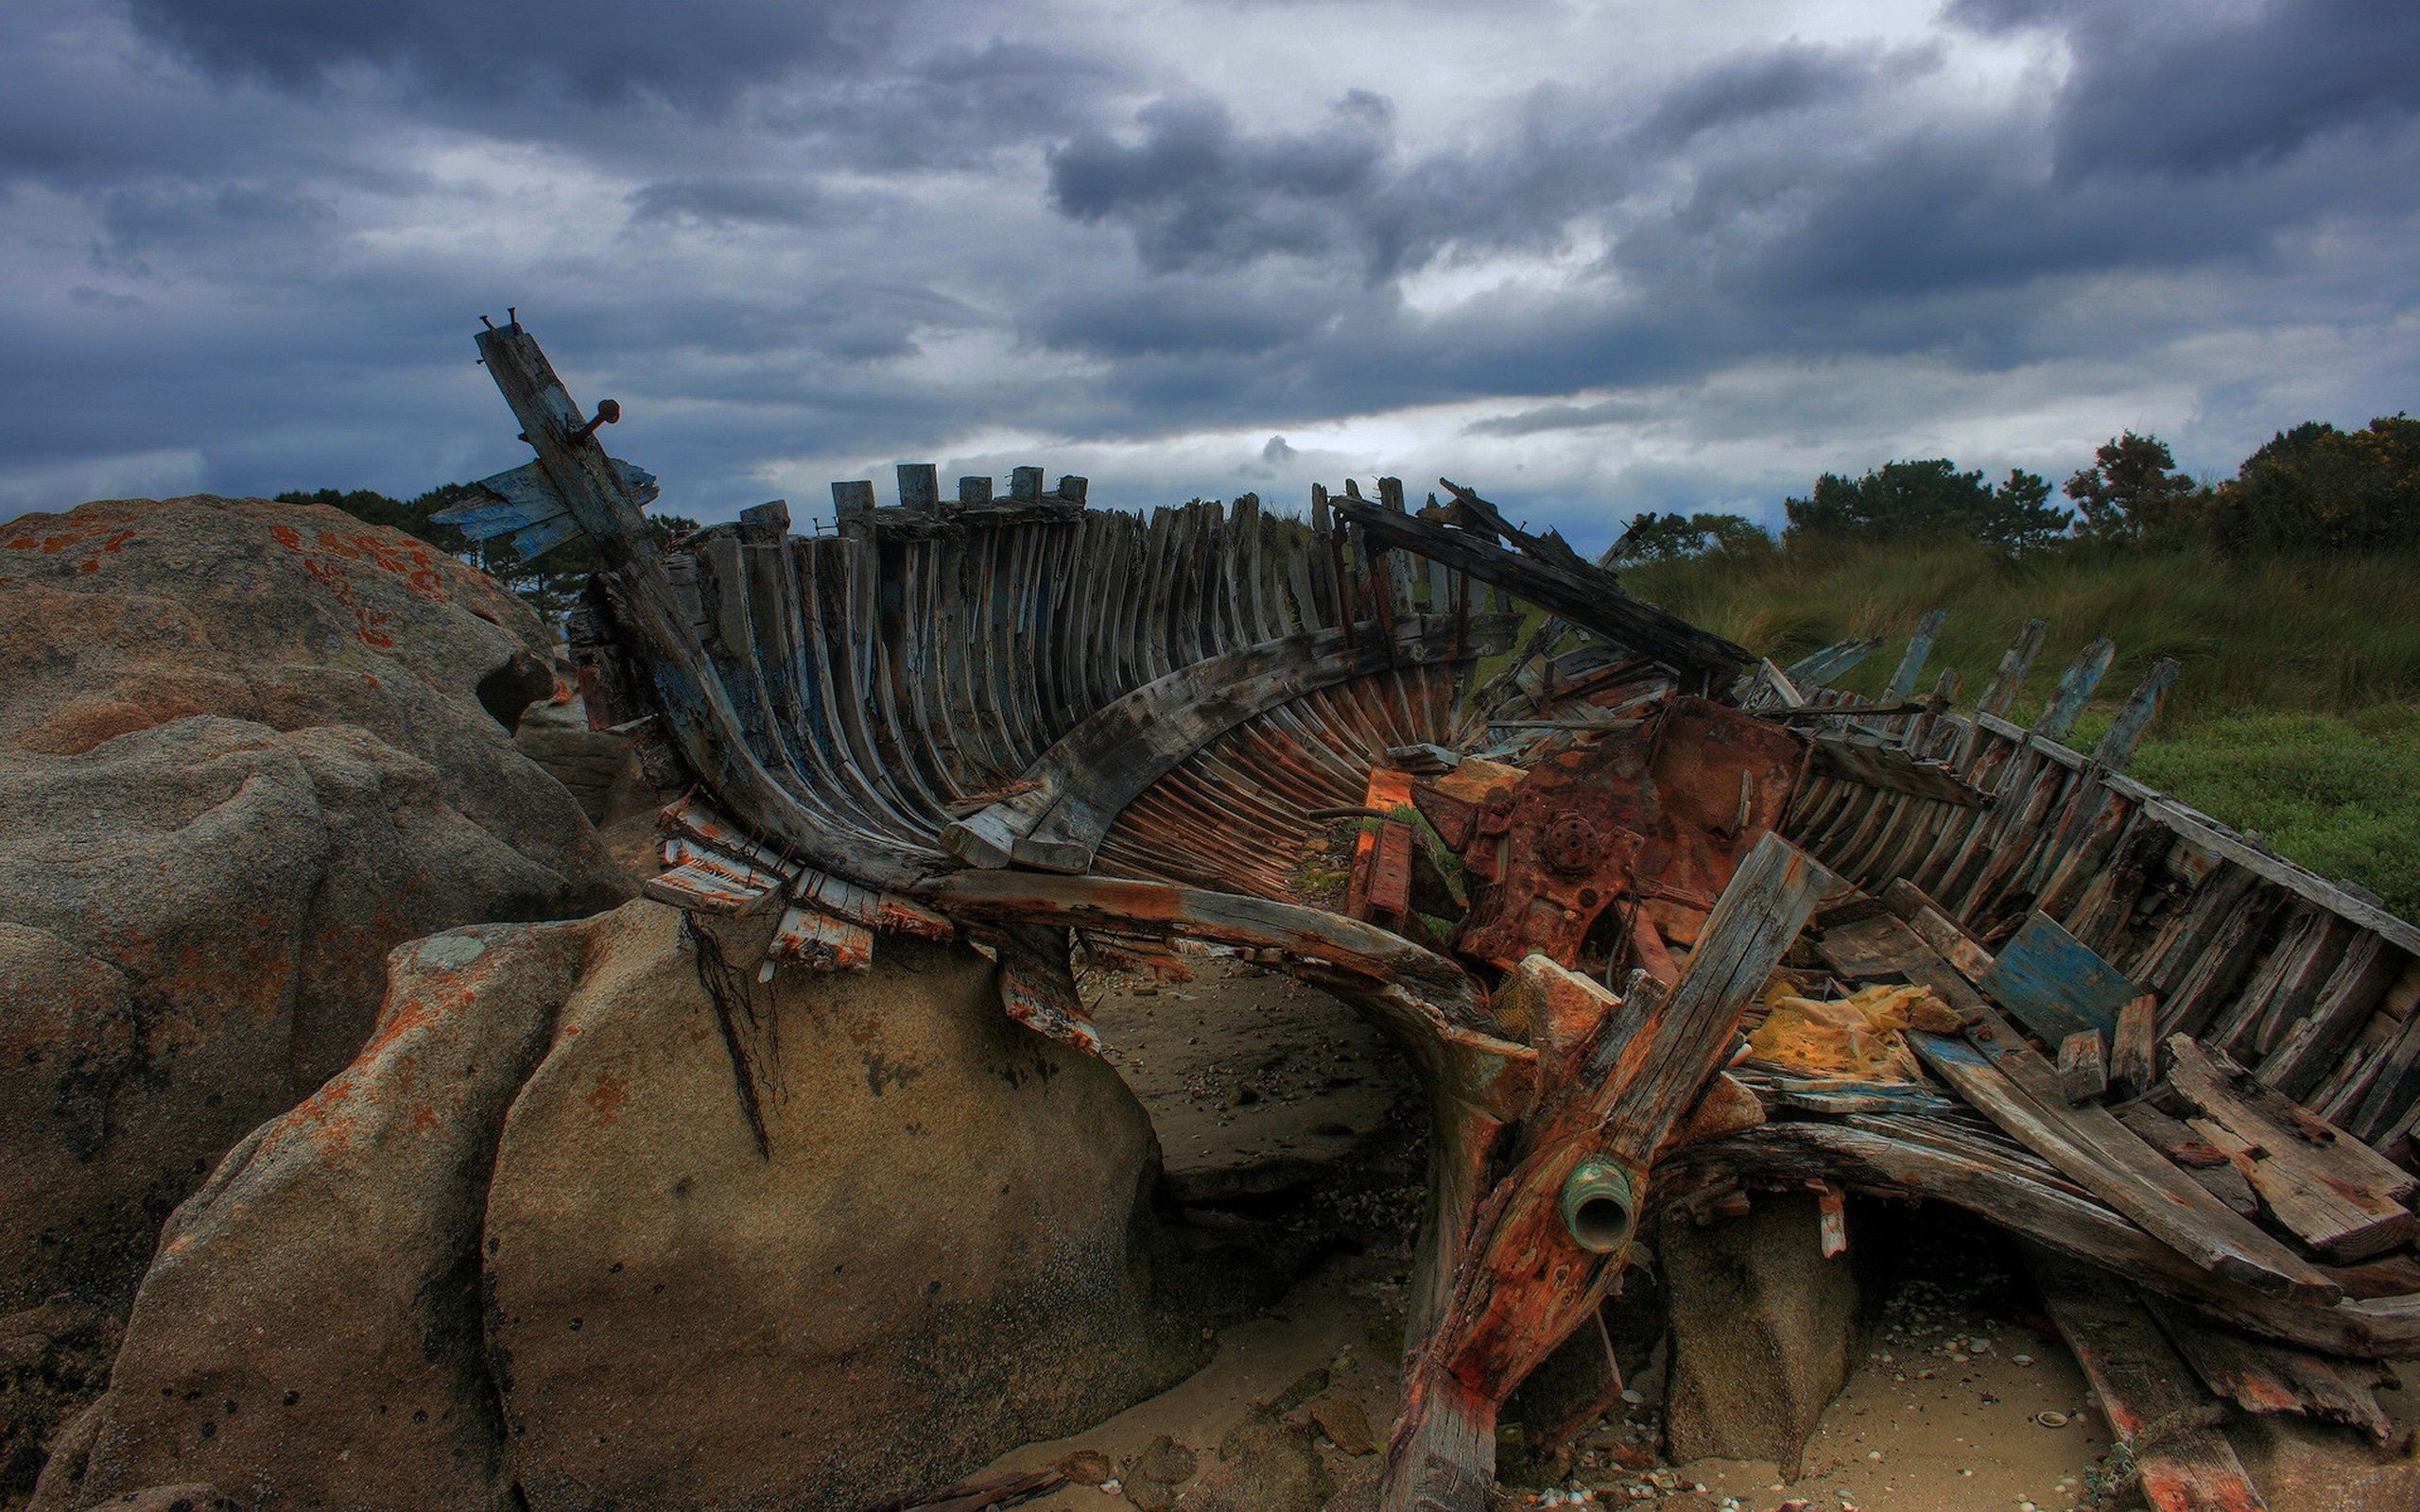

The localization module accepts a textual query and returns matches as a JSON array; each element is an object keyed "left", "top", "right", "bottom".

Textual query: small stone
[
  {"left": 2012, "top": 1354, "right": 2033, "bottom": 1366},
  {"left": 1308, "top": 1395, "right": 1376, "bottom": 1456},
  {"left": 1059, "top": 1449, "right": 1115, "bottom": 1486},
  {"left": 1123, "top": 1478, "right": 1174, "bottom": 1512},
  {"left": 1131, "top": 1434, "right": 1197, "bottom": 1486}
]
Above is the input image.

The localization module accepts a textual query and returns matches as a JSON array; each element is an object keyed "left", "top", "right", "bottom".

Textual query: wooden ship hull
[{"left": 449, "top": 319, "right": 2420, "bottom": 1512}]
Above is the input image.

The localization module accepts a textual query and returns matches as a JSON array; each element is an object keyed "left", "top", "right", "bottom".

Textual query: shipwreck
[{"left": 441, "top": 318, "right": 2420, "bottom": 1512}]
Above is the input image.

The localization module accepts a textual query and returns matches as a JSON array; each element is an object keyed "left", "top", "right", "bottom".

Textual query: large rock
[
  {"left": 0, "top": 496, "right": 632, "bottom": 1318},
  {"left": 35, "top": 902, "right": 1201, "bottom": 1512},
  {"left": 1662, "top": 1193, "right": 1861, "bottom": 1479},
  {"left": 511, "top": 691, "right": 651, "bottom": 830}
]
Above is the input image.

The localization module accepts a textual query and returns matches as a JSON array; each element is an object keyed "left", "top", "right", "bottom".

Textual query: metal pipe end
[{"left": 1561, "top": 1158, "right": 1637, "bottom": 1253}]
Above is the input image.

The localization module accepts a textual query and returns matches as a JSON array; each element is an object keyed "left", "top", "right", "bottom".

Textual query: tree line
[
  {"left": 1620, "top": 413, "right": 2420, "bottom": 563},
  {"left": 274, "top": 482, "right": 700, "bottom": 620}
]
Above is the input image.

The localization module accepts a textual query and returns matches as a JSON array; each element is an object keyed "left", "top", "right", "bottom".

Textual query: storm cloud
[{"left": 1, "top": 0, "right": 2414, "bottom": 544}]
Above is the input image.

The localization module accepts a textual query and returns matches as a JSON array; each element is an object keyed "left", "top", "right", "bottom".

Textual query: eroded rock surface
[
  {"left": 36, "top": 902, "right": 1201, "bottom": 1512},
  {"left": 1662, "top": 1191, "right": 1861, "bottom": 1479},
  {"left": 0, "top": 496, "right": 631, "bottom": 1324}
]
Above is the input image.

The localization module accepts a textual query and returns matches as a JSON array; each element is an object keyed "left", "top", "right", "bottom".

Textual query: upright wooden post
[{"left": 1382, "top": 834, "right": 1834, "bottom": 1511}]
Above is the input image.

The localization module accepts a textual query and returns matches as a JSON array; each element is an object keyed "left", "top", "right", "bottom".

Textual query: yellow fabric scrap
[{"left": 1746, "top": 983, "right": 1962, "bottom": 1081}]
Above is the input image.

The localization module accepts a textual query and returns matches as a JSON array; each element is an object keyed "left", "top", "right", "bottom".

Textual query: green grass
[
  {"left": 2122, "top": 708, "right": 2420, "bottom": 918},
  {"left": 1616, "top": 538, "right": 2420, "bottom": 918}
]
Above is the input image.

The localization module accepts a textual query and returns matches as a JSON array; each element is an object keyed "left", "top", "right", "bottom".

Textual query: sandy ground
[
  {"left": 1654, "top": 1267, "right": 2113, "bottom": 1512},
  {"left": 981, "top": 1245, "right": 2116, "bottom": 1512},
  {"left": 960, "top": 956, "right": 2157, "bottom": 1512}
]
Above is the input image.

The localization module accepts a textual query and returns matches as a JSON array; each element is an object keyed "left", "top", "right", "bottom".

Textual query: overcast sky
[{"left": 4, "top": 0, "right": 2415, "bottom": 545}]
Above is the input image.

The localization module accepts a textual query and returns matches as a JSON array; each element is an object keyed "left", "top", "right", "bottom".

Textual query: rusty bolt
[
  {"left": 568, "top": 399, "right": 621, "bottom": 444},
  {"left": 1541, "top": 811, "right": 1601, "bottom": 874}
]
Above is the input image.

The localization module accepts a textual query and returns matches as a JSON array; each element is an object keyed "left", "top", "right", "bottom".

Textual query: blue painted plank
[
  {"left": 2036, "top": 636, "right": 2116, "bottom": 740},
  {"left": 504, "top": 512, "right": 582, "bottom": 560},
  {"left": 1977, "top": 618, "right": 2048, "bottom": 718},
  {"left": 2092, "top": 656, "right": 2180, "bottom": 772},
  {"left": 1883, "top": 609, "right": 1946, "bottom": 701},
  {"left": 430, "top": 495, "right": 563, "bottom": 541},
  {"left": 1976, "top": 910, "right": 2141, "bottom": 1044},
  {"left": 1783, "top": 636, "right": 1883, "bottom": 690},
  {"left": 441, "top": 456, "right": 657, "bottom": 539}
]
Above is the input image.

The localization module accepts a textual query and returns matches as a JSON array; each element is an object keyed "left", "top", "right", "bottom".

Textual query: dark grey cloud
[
  {"left": 0, "top": 0, "right": 2415, "bottom": 549},
  {"left": 628, "top": 178, "right": 823, "bottom": 228},
  {"left": 125, "top": 0, "right": 882, "bottom": 112},
  {"left": 1047, "top": 94, "right": 1394, "bottom": 272},
  {"left": 1957, "top": 0, "right": 2420, "bottom": 177},
  {"left": 1634, "top": 42, "right": 1941, "bottom": 147}
]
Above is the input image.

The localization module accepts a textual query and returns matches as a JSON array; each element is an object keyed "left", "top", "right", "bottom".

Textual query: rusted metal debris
[{"left": 444, "top": 319, "right": 2420, "bottom": 1512}]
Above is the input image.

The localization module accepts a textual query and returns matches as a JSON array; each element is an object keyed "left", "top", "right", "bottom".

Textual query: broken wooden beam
[
  {"left": 1381, "top": 833, "right": 1832, "bottom": 1512},
  {"left": 2167, "top": 1036, "right": 2416, "bottom": 1263},
  {"left": 2144, "top": 1294, "right": 2398, "bottom": 1446},
  {"left": 2112, "top": 994, "right": 2161, "bottom": 1097},
  {"left": 1329, "top": 490, "right": 1750, "bottom": 686},
  {"left": 2029, "top": 1248, "right": 2268, "bottom": 1512},
  {"left": 2059, "top": 1029, "right": 2110, "bottom": 1103},
  {"left": 1849, "top": 909, "right": 2340, "bottom": 1302}
]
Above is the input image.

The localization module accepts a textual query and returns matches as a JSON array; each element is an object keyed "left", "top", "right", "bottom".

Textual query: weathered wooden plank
[
  {"left": 2167, "top": 1037, "right": 2416, "bottom": 1262},
  {"left": 2111, "top": 994, "right": 2160, "bottom": 1096},
  {"left": 1671, "top": 1121, "right": 2419, "bottom": 1357},
  {"left": 2116, "top": 1102, "right": 2261, "bottom": 1217},
  {"left": 2036, "top": 637, "right": 2117, "bottom": 742},
  {"left": 2144, "top": 1295, "right": 2397, "bottom": 1445},
  {"left": 1863, "top": 912, "right": 2341, "bottom": 1301},
  {"left": 1882, "top": 609, "right": 1946, "bottom": 702},
  {"left": 2162, "top": 884, "right": 2290, "bottom": 1040},
  {"left": 1977, "top": 911, "right": 2145, "bottom": 1044},
  {"left": 2258, "top": 936, "right": 2404, "bottom": 1099},
  {"left": 1782, "top": 636, "right": 1884, "bottom": 691},
  {"left": 1880, "top": 878, "right": 1996, "bottom": 985},
  {"left": 2350, "top": 997, "right": 2420, "bottom": 1144},
  {"left": 987, "top": 923, "right": 1099, "bottom": 1054},
  {"left": 1331, "top": 490, "right": 1749, "bottom": 684},
  {"left": 1806, "top": 731, "right": 1989, "bottom": 806},
  {"left": 768, "top": 902, "right": 874, "bottom": 972},
  {"left": 1977, "top": 618, "right": 2049, "bottom": 720},
  {"left": 2093, "top": 657, "right": 2181, "bottom": 773},
  {"left": 2059, "top": 1029, "right": 2109, "bottom": 1102},
  {"left": 2029, "top": 1250, "right": 2269, "bottom": 1512}
]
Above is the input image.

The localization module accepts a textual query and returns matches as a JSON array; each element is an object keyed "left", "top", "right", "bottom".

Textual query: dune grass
[{"left": 1617, "top": 538, "right": 2420, "bottom": 917}]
